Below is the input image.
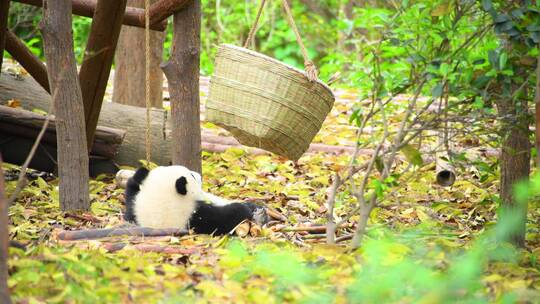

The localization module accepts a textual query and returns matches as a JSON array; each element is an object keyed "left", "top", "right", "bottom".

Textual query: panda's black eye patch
[{"left": 175, "top": 176, "right": 188, "bottom": 195}]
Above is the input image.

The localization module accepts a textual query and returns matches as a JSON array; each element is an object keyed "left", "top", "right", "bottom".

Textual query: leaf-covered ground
[{"left": 2, "top": 65, "right": 540, "bottom": 303}]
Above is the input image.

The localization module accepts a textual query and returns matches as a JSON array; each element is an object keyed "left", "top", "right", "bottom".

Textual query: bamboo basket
[{"left": 206, "top": 44, "right": 335, "bottom": 161}]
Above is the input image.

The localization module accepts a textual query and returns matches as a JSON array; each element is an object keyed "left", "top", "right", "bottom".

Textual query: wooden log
[
  {"left": 56, "top": 227, "right": 188, "bottom": 241},
  {"left": 0, "top": 0, "right": 10, "bottom": 73},
  {"left": 148, "top": 0, "right": 190, "bottom": 25},
  {"left": 41, "top": 0, "right": 89, "bottom": 211},
  {"left": 0, "top": 105, "right": 125, "bottom": 158},
  {"left": 0, "top": 133, "right": 121, "bottom": 177},
  {"left": 161, "top": 0, "right": 202, "bottom": 173},
  {"left": 59, "top": 241, "right": 198, "bottom": 254},
  {"left": 79, "top": 0, "right": 127, "bottom": 149},
  {"left": 0, "top": 72, "right": 171, "bottom": 167},
  {"left": 13, "top": 0, "right": 167, "bottom": 31},
  {"left": 5, "top": 30, "right": 50, "bottom": 93},
  {"left": 0, "top": 158, "right": 12, "bottom": 303},
  {"left": 279, "top": 225, "right": 344, "bottom": 234},
  {"left": 201, "top": 142, "right": 268, "bottom": 155}
]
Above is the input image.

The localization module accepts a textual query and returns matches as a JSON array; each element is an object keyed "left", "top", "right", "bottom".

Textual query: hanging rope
[
  {"left": 144, "top": 0, "right": 152, "bottom": 166},
  {"left": 243, "top": 0, "right": 266, "bottom": 48},
  {"left": 280, "top": 0, "right": 317, "bottom": 81},
  {"left": 243, "top": 0, "right": 318, "bottom": 82}
]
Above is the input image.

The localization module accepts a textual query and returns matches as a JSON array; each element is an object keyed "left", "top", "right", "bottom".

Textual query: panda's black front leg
[
  {"left": 190, "top": 202, "right": 268, "bottom": 235},
  {"left": 123, "top": 167, "right": 149, "bottom": 223}
]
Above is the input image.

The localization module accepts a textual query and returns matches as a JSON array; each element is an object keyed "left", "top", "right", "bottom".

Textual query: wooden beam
[
  {"left": 79, "top": 0, "right": 127, "bottom": 149},
  {"left": 0, "top": 0, "right": 10, "bottom": 72},
  {"left": 13, "top": 0, "right": 167, "bottom": 31},
  {"left": 5, "top": 30, "right": 50, "bottom": 92},
  {"left": 148, "top": 0, "right": 190, "bottom": 26},
  {"left": 161, "top": 0, "right": 201, "bottom": 173},
  {"left": 41, "top": 0, "right": 89, "bottom": 211}
]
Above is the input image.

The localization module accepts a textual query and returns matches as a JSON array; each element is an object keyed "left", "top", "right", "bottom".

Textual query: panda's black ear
[{"left": 175, "top": 176, "right": 188, "bottom": 195}]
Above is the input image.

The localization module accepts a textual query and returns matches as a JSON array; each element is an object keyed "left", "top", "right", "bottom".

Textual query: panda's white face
[{"left": 133, "top": 166, "right": 205, "bottom": 229}]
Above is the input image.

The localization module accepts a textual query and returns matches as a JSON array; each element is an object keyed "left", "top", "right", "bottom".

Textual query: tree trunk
[
  {"left": 0, "top": 158, "right": 11, "bottom": 304},
  {"left": 113, "top": 0, "right": 164, "bottom": 108},
  {"left": 0, "top": 0, "right": 10, "bottom": 72},
  {"left": 41, "top": 0, "right": 89, "bottom": 211},
  {"left": 535, "top": 48, "right": 540, "bottom": 167},
  {"left": 161, "top": 0, "right": 202, "bottom": 173},
  {"left": 497, "top": 96, "right": 530, "bottom": 247}
]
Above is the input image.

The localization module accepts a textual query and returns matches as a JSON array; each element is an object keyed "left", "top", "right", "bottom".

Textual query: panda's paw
[
  {"left": 132, "top": 167, "right": 150, "bottom": 184},
  {"left": 245, "top": 203, "right": 269, "bottom": 226}
]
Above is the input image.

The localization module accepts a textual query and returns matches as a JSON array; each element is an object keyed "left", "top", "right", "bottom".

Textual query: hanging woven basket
[{"left": 206, "top": 1, "right": 335, "bottom": 161}]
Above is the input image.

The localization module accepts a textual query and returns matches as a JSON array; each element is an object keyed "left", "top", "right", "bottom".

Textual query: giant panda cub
[{"left": 123, "top": 165, "right": 268, "bottom": 235}]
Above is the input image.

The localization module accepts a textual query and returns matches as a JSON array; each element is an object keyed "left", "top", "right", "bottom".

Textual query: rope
[
  {"left": 144, "top": 0, "right": 152, "bottom": 166},
  {"left": 243, "top": 0, "right": 318, "bottom": 82},
  {"left": 280, "top": 0, "right": 317, "bottom": 82},
  {"left": 243, "top": 0, "right": 266, "bottom": 48}
]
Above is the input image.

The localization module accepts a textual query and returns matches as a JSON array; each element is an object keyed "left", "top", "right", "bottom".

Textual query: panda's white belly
[{"left": 133, "top": 190, "right": 195, "bottom": 229}]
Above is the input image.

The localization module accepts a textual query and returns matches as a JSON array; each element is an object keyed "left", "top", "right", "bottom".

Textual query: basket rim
[{"left": 219, "top": 43, "right": 334, "bottom": 99}]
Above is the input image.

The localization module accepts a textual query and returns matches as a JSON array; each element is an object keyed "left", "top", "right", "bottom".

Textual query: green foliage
[
  {"left": 211, "top": 224, "right": 533, "bottom": 303},
  {"left": 7, "top": 4, "right": 92, "bottom": 62},
  {"left": 197, "top": 0, "right": 338, "bottom": 75}
]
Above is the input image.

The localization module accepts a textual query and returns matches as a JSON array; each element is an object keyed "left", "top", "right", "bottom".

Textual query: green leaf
[
  {"left": 488, "top": 50, "right": 499, "bottom": 70},
  {"left": 432, "top": 83, "right": 444, "bottom": 98},
  {"left": 494, "top": 14, "right": 510, "bottom": 24},
  {"left": 400, "top": 144, "right": 424, "bottom": 166},
  {"left": 499, "top": 52, "right": 507, "bottom": 70},
  {"left": 440, "top": 63, "right": 450, "bottom": 76},
  {"left": 472, "top": 58, "right": 486, "bottom": 65},
  {"left": 481, "top": 0, "right": 492, "bottom": 11}
]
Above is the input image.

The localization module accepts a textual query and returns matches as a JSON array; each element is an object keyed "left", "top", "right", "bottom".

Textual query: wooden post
[
  {"left": 113, "top": 0, "right": 165, "bottom": 108},
  {"left": 161, "top": 0, "right": 202, "bottom": 173},
  {"left": 535, "top": 45, "right": 540, "bottom": 168},
  {"left": 5, "top": 30, "right": 50, "bottom": 92},
  {"left": 0, "top": 0, "right": 10, "bottom": 72},
  {"left": 79, "top": 0, "right": 127, "bottom": 149},
  {"left": 0, "top": 157, "right": 11, "bottom": 304},
  {"left": 41, "top": 0, "right": 90, "bottom": 211},
  {"left": 13, "top": 0, "right": 167, "bottom": 31}
]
